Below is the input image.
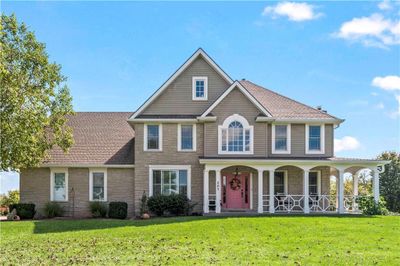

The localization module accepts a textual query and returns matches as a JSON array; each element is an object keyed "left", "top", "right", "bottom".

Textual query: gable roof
[
  {"left": 201, "top": 81, "right": 273, "bottom": 117},
  {"left": 239, "top": 80, "right": 342, "bottom": 121},
  {"left": 129, "top": 48, "right": 234, "bottom": 120},
  {"left": 43, "top": 112, "right": 135, "bottom": 166}
]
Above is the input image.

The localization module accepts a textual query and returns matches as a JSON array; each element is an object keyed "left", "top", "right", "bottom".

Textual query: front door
[{"left": 222, "top": 172, "right": 250, "bottom": 209}]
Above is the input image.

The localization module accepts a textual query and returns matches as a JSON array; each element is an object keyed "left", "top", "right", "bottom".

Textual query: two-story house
[{"left": 20, "top": 49, "right": 387, "bottom": 217}]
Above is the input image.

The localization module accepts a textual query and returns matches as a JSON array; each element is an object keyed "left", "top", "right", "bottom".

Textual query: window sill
[
  {"left": 192, "top": 98, "right": 208, "bottom": 101},
  {"left": 89, "top": 200, "right": 107, "bottom": 202},
  {"left": 272, "top": 150, "right": 291, "bottom": 154},
  {"left": 144, "top": 149, "right": 163, "bottom": 152},
  {"left": 305, "top": 150, "right": 325, "bottom": 154},
  {"left": 178, "top": 149, "right": 197, "bottom": 153}
]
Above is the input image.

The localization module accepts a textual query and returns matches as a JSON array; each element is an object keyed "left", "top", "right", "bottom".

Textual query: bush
[
  {"left": 89, "top": 202, "right": 108, "bottom": 218},
  {"left": 108, "top": 202, "right": 128, "bottom": 219},
  {"left": 9, "top": 203, "right": 35, "bottom": 219},
  {"left": 357, "top": 196, "right": 389, "bottom": 215},
  {"left": 148, "top": 194, "right": 197, "bottom": 216},
  {"left": 44, "top": 202, "right": 64, "bottom": 218}
]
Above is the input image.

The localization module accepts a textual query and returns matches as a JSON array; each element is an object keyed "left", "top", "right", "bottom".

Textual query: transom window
[
  {"left": 274, "top": 171, "right": 287, "bottom": 195},
  {"left": 192, "top": 77, "right": 208, "bottom": 100},
  {"left": 144, "top": 124, "right": 162, "bottom": 151},
  {"left": 178, "top": 124, "right": 196, "bottom": 151},
  {"left": 150, "top": 167, "right": 190, "bottom": 198},
  {"left": 50, "top": 169, "right": 68, "bottom": 202},
  {"left": 90, "top": 169, "right": 107, "bottom": 201},
  {"left": 306, "top": 124, "right": 325, "bottom": 154},
  {"left": 218, "top": 114, "right": 253, "bottom": 154},
  {"left": 272, "top": 124, "right": 291, "bottom": 154}
]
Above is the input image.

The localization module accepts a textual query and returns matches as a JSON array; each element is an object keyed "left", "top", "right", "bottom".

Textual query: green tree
[
  {"left": 0, "top": 14, "right": 74, "bottom": 171},
  {"left": 0, "top": 190, "right": 19, "bottom": 207},
  {"left": 378, "top": 151, "right": 400, "bottom": 212}
]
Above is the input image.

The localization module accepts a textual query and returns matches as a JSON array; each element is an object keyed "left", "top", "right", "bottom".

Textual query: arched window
[{"left": 219, "top": 114, "right": 253, "bottom": 154}]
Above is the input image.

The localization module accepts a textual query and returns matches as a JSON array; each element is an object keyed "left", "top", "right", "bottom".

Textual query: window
[
  {"left": 306, "top": 124, "right": 325, "bottom": 154},
  {"left": 309, "top": 171, "right": 321, "bottom": 195},
  {"left": 272, "top": 124, "right": 291, "bottom": 154},
  {"left": 274, "top": 171, "right": 287, "bottom": 195},
  {"left": 90, "top": 169, "right": 107, "bottom": 201},
  {"left": 192, "top": 77, "right": 208, "bottom": 100},
  {"left": 150, "top": 166, "right": 191, "bottom": 198},
  {"left": 50, "top": 169, "right": 68, "bottom": 201},
  {"left": 178, "top": 124, "right": 196, "bottom": 151},
  {"left": 144, "top": 124, "right": 162, "bottom": 151},
  {"left": 218, "top": 114, "right": 253, "bottom": 154}
]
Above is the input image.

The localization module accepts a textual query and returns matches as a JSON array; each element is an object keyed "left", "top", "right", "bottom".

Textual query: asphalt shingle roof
[{"left": 44, "top": 112, "right": 135, "bottom": 165}]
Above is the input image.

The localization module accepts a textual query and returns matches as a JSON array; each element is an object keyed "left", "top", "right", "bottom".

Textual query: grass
[{"left": 0, "top": 216, "right": 399, "bottom": 265}]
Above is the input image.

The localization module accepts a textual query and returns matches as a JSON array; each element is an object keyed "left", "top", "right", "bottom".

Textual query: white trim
[
  {"left": 274, "top": 170, "right": 288, "bottom": 195},
  {"left": 305, "top": 124, "right": 325, "bottom": 154},
  {"left": 129, "top": 49, "right": 233, "bottom": 120},
  {"left": 43, "top": 164, "right": 134, "bottom": 168},
  {"left": 192, "top": 76, "right": 208, "bottom": 101},
  {"left": 144, "top": 123, "right": 163, "bottom": 151},
  {"left": 309, "top": 170, "right": 321, "bottom": 196},
  {"left": 148, "top": 165, "right": 191, "bottom": 199},
  {"left": 271, "top": 124, "right": 291, "bottom": 154},
  {"left": 130, "top": 118, "right": 197, "bottom": 123},
  {"left": 201, "top": 81, "right": 272, "bottom": 118},
  {"left": 218, "top": 114, "right": 254, "bottom": 155},
  {"left": 50, "top": 168, "right": 68, "bottom": 202},
  {"left": 89, "top": 168, "right": 108, "bottom": 202},
  {"left": 250, "top": 172, "right": 253, "bottom": 210},
  {"left": 177, "top": 124, "right": 197, "bottom": 152}
]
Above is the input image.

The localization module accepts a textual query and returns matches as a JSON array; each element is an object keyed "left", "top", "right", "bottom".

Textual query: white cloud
[
  {"left": 372, "top": 75, "right": 400, "bottom": 91},
  {"left": 375, "top": 102, "right": 385, "bottom": 109},
  {"left": 262, "top": 2, "right": 322, "bottom": 22},
  {"left": 378, "top": 0, "right": 392, "bottom": 11},
  {"left": 334, "top": 13, "right": 400, "bottom": 48},
  {"left": 334, "top": 136, "right": 361, "bottom": 152}
]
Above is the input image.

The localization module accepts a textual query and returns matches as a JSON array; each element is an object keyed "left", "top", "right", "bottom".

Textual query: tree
[
  {"left": 0, "top": 190, "right": 20, "bottom": 207},
  {"left": 378, "top": 151, "right": 400, "bottom": 213},
  {"left": 0, "top": 14, "right": 74, "bottom": 171}
]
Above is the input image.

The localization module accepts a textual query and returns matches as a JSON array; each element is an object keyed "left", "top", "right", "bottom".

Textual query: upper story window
[
  {"left": 272, "top": 124, "right": 291, "bottom": 154},
  {"left": 178, "top": 124, "right": 196, "bottom": 151},
  {"left": 192, "top": 76, "right": 208, "bottom": 101},
  {"left": 50, "top": 168, "right": 68, "bottom": 202},
  {"left": 144, "top": 124, "right": 162, "bottom": 151},
  {"left": 89, "top": 169, "right": 107, "bottom": 201},
  {"left": 306, "top": 124, "right": 325, "bottom": 154},
  {"left": 218, "top": 114, "right": 253, "bottom": 154}
]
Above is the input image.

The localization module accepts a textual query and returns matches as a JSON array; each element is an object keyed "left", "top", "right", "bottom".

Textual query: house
[{"left": 20, "top": 49, "right": 388, "bottom": 217}]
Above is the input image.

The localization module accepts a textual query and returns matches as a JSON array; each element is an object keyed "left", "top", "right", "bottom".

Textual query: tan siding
[
  {"left": 204, "top": 88, "right": 267, "bottom": 157},
  {"left": 142, "top": 56, "right": 230, "bottom": 115},
  {"left": 20, "top": 167, "right": 135, "bottom": 218},
  {"left": 133, "top": 123, "right": 204, "bottom": 214}
]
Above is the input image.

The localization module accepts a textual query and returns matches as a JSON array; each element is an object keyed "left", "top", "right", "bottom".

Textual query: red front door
[{"left": 222, "top": 173, "right": 250, "bottom": 209}]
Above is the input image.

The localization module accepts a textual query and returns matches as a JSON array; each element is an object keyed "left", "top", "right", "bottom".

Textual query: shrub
[
  {"left": 89, "top": 202, "right": 108, "bottom": 218},
  {"left": 7, "top": 209, "right": 20, "bottom": 221},
  {"left": 108, "top": 202, "right": 128, "bottom": 219},
  {"left": 9, "top": 203, "right": 35, "bottom": 219},
  {"left": 140, "top": 191, "right": 149, "bottom": 216},
  {"left": 357, "top": 196, "right": 389, "bottom": 215},
  {"left": 44, "top": 202, "right": 64, "bottom": 218},
  {"left": 148, "top": 194, "right": 197, "bottom": 216}
]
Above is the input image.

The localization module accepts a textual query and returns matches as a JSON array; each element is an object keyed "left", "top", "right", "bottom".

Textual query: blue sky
[{"left": 1, "top": 1, "right": 399, "bottom": 193}]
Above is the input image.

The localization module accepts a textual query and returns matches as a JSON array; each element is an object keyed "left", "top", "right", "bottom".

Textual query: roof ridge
[{"left": 241, "top": 80, "right": 340, "bottom": 120}]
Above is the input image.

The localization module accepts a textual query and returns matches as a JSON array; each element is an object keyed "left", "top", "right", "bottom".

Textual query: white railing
[{"left": 261, "top": 194, "right": 360, "bottom": 214}]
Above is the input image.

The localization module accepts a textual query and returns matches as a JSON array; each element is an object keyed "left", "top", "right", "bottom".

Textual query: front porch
[{"left": 201, "top": 158, "right": 387, "bottom": 215}]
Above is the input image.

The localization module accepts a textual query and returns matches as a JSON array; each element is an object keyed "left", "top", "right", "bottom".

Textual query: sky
[{"left": 1, "top": 1, "right": 399, "bottom": 193}]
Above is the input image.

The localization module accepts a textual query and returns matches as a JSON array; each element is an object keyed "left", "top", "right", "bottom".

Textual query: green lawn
[{"left": 1, "top": 216, "right": 399, "bottom": 265}]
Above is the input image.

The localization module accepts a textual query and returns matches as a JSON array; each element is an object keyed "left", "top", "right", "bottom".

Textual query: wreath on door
[{"left": 230, "top": 176, "right": 241, "bottom": 190}]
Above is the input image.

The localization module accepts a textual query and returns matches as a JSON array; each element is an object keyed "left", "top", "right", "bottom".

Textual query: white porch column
[
  {"left": 268, "top": 169, "right": 275, "bottom": 213},
  {"left": 257, "top": 168, "right": 264, "bottom": 213},
  {"left": 338, "top": 169, "right": 345, "bottom": 214},
  {"left": 353, "top": 171, "right": 359, "bottom": 197},
  {"left": 215, "top": 169, "right": 222, "bottom": 213},
  {"left": 203, "top": 169, "right": 209, "bottom": 214},
  {"left": 373, "top": 168, "right": 380, "bottom": 204},
  {"left": 303, "top": 168, "right": 310, "bottom": 214}
]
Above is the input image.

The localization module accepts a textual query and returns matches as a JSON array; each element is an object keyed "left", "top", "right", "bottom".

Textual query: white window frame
[
  {"left": 218, "top": 114, "right": 254, "bottom": 155},
  {"left": 50, "top": 168, "right": 68, "bottom": 202},
  {"left": 309, "top": 170, "right": 321, "bottom": 196},
  {"left": 192, "top": 76, "right": 208, "bottom": 101},
  {"left": 305, "top": 124, "right": 325, "bottom": 154},
  {"left": 274, "top": 170, "right": 288, "bottom": 195},
  {"left": 149, "top": 165, "right": 191, "bottom": 199},
  {"left": 144, "top": 123, "right": 163, "bottom": 151},
  {"left": 89, "top": 168, "right": 108, "bottom": 202},
  {"left": 177, "top": 124, "right": 197, "bottom": 152},
  {"left": 271, "top": 124, "right": 291, "bottom": 154}
]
